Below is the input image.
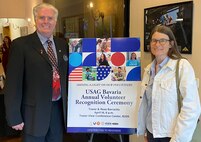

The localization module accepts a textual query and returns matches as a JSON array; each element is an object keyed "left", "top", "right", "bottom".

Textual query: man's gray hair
[{"left": 33, "top": 3, "right": 58, "bottom": 21}]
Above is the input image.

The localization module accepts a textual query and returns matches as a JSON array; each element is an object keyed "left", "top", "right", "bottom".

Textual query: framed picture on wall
[
  {"left": 62, "top": 15, "right": 84, "bottom": 39},
  {"left": 144, "top": 1, "right": 193, "bottom": 54}
]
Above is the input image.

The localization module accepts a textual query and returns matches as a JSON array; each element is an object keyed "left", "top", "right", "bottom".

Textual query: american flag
[
  {"left": 97, "top": 66, "right": 111, "bottom": 81},
  {"left": 69, "top": 67, "right": 83, "bottom": 81}
]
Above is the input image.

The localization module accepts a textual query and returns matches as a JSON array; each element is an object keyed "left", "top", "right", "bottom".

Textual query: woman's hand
[{"left": 144, "top": 135, "right": 148, "bottom": 142}]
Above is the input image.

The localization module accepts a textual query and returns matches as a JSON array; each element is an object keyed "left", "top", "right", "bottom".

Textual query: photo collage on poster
[{"left": 68, "top": 38, "right": 141, "bottom": 82}]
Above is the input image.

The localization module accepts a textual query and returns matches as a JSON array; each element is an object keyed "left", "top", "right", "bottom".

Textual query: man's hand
[{"left": 12, "top": 122, "right": 24, "bottom": 130}]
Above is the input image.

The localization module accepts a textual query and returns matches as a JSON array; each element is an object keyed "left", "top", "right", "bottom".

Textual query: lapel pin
[
  {"left": 63, "top": 55, "right": 68, "bottom": 61},
  {"left": 40, "top": 49, "right": 43, "bottom": 54},
  {"left": 59, "top": 50, "right": 61, "bottom": 52}
]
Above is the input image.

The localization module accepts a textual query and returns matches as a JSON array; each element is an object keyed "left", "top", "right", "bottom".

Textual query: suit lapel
[
  {"left": 30, "top": 32, "right": 66, "bottom": 73},
  {"left": 31, "top": 32, "right": 52, "bottom": 67}
]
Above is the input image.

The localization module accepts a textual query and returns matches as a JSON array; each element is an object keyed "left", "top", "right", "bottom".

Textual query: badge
[{"left": 63, "top": 55, "right": 68, "bottom": 61}]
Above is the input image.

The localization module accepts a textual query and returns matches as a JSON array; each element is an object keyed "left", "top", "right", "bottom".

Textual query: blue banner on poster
[{"left": 67, "top": 38, "right": 141, "bottom": 134}]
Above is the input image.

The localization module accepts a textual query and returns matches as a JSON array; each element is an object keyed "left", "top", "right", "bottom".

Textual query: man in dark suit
[{"left": 4, "top": 3, "right": 68, "bottom": 142}]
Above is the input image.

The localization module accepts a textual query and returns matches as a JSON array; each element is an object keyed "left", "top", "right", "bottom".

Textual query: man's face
[{"left": 35, "top": 8, "right": 57, "bottom": 38}]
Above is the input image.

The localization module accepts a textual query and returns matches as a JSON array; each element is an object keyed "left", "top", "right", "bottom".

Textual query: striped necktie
[
  {"left": 47, "top": 40, "right": 58, "bottom": 70},
  {"left": 47, "top": 40, "right": 61, "bottom": 100}
]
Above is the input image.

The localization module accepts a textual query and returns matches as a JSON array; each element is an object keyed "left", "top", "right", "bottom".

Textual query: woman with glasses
[{"left": 137, "top": 25, "right": 201, "bottom": 142}]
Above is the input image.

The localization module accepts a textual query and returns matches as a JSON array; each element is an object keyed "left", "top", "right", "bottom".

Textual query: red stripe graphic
[{"left": 69, "top": 67, "right": 82, "bottom": 81}]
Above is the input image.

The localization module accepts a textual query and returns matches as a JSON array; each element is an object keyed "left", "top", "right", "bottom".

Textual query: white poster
[{"left": 67, "top": 38, "right": 141, "bottom": 134}]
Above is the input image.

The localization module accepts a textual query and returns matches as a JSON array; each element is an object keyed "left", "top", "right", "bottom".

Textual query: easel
[{"left": 88, "top": 133, "right": 123, "bottom": 142}]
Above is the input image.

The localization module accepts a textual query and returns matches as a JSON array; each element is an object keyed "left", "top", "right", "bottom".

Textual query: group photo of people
[
  {"left": 0, "top": 1, "right": 201, "bottom": 142},
  {"left": 96, "top": 38, "right": 111, "bottom": 53},
  {"left": 69, "top": 38, "right": 82, "bottom": 53}
]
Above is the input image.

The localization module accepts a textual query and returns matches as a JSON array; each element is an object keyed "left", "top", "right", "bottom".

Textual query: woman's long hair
[
  {"left": 149, "top": 25, "right": 183, "bottom": 60},
  {"left": 3, "top": 36, "right": 11, "bottom": 48}
]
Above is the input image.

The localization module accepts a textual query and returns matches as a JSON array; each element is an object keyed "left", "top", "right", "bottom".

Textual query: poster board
[{"left": 67, "top": 38, "right": 141, "bottom": 134}]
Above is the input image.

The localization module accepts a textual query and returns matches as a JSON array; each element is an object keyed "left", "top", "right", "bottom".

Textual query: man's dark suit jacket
[{"left": 4, "top": 32, "right": 68, "bottom": 136}]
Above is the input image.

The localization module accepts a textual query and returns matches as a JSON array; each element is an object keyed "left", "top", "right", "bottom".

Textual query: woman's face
[
  {"left": 4, "top": 37, "right": 9, "bottom": 43},
  {"left": 150, "top": 32, "right": 171, "bottom": 58},
  {"left": 131, "top": 53, "right": 136, "bottom": 59},
  {"left": 101, "top": 54, "right": 105, "bottom": 59}
]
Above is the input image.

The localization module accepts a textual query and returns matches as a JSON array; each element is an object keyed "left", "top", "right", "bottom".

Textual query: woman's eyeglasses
[{"left": 150, "top": 38, "right": 170, "bottom": 45}]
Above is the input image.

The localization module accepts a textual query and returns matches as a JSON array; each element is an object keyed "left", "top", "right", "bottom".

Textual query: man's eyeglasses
[{"left": 150, "top": 38, "right": 170, "bottom": 45}]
